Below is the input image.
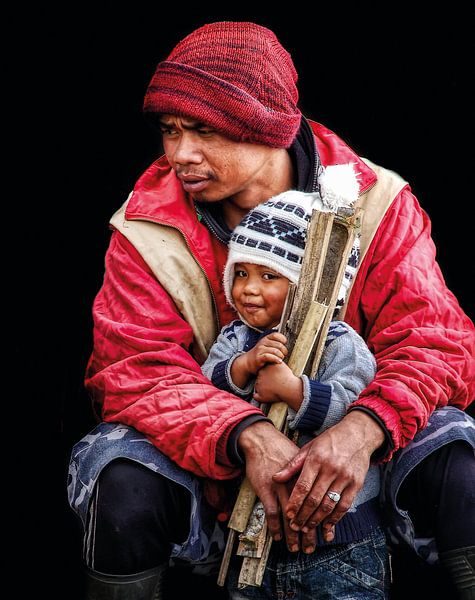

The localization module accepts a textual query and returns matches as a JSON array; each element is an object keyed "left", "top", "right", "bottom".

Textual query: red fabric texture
[
  {"left": 86, "top": 120, "right": 475, "bottom": 487},
  {"left": 344, "top": 187, "right": 475, "bottom": 455},
  {"left": 143, "top": 22, "right": 301, "bottom": 148}
]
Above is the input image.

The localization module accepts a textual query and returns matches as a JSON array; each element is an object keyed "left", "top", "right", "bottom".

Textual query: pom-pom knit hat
[
  {"left": 223, "top": 190, "right": 318, "bottom": 309},
  {"left": 143, "top": 21, "right": 302, "bottom": 148},
  {"left": 223, "top": 164, "right": 361, "bottom": 310}
]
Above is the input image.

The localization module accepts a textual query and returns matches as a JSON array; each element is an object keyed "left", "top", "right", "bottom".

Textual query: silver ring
[{"left": 327, "top": 491, "right": 341, "bottom": 502}]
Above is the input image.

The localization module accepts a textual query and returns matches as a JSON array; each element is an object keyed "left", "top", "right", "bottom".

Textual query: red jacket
[{"left": 86, "top": 122, "right": 475, "bottom": 482}]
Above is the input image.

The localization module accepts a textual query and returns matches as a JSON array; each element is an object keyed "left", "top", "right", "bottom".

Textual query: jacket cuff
[
  {"left": 288, "top": 376, "right": 332, "bottom": 430},
  {"left": 216, "top": 415, "right": 271, "bottom": 466},
  {"left": 347, "top": 406, "right": 394, "bottom": 462}
]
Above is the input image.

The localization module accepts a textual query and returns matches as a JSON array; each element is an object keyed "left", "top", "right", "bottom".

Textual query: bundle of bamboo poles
[{"left": 218, "top": 205, "right": 362, "bottom": 588}]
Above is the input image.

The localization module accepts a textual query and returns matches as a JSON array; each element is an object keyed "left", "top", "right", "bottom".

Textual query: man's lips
[{"left": 178, "top": 174, "right": 210, "bottom": 193}]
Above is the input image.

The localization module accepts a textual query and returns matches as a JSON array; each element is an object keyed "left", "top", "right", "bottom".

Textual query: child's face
[{"left": 231, "top": 263, "right": 290, "bottom": 329}]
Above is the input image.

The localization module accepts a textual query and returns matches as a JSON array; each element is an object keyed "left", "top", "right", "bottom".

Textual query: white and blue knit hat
[{"left": 223, "top": 164, "right": 360, "bottom": 309}]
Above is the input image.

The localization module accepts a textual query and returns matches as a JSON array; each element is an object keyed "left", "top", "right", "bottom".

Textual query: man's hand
[
  {"left": 272, "top": 411, "right": 385, "bottom": 536},
  {"left": 238, "top": 421, "right": 304, "bottom": 550}
]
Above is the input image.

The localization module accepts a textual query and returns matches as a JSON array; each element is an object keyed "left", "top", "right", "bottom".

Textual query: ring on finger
[{"left": 327, "top": 490, "right": 341, "bottom": 503}]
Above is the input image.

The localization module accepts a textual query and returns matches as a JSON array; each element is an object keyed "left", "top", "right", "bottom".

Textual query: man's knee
[
  {"left": 399, "top": 441, "right": 475, "bottom": 552},
  {"left": 88, "top": 459, "right": 192, "bottom": 573},
  {"left": 96, "top": 459, "right": 159, "bottom": 532},
  {"left": 95, "top": 458, "right": 191, "bottom": 538}
]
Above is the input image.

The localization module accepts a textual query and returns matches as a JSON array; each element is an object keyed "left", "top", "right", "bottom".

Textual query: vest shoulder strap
[
  {"left": 110, "top": 196, "right": 217, "bottom": 362},
  {"left": 357, "top": 158, "right": 408, "bottom": 261},
  {"left": 338, "top": 159, "right": 407, "bottom": 319}
]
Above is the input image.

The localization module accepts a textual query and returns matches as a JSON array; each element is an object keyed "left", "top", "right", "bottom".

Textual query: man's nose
[{"left": 173, "top": 134, "right": 202, "bottom": 165}]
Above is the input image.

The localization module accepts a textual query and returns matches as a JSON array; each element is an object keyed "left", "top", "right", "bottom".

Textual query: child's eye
[
  {"left": 262, "top": 272, "right": 278, "bottom": 280},
  {"left": 235, "top": 270, "right": 247, "bottom": 278}
]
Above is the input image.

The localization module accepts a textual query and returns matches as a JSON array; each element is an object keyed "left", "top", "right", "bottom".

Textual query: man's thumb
[{"left": 273, "top": 450, "right": 307, "bottom": 482}]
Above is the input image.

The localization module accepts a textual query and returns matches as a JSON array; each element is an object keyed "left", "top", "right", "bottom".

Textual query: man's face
[{"left": 159, "top": 114, "right": 277, "bottom": 205}]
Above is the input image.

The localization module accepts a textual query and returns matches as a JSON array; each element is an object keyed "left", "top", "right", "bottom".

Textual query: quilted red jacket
[{"left": 85, "top": 122, "right": 475, "bottom": 481}]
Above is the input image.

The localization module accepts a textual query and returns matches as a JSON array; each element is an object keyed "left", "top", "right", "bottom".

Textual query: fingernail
[
  {"left": 287, "top": 511, "right": 295, "bottom": 519},
  {"left": 273, "top": 533, "right": 282, "bottom": 541},
  {"left": 289, "top": 544, "right": 299, "bottom": 552},
  {"left": 304, "top": 546, "right": 314, "bottom": 554},
  {"left": 301, "top": 526, "right": 309, "bottom": 533},
  {"left": 290, "top": 522, "right": 300, "bottom": 531}
]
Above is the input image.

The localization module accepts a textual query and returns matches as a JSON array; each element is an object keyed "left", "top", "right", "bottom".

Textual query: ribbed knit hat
[
  {"left": 223, "top": 190, "right": 317, "bottom": 308},
  {"left": 143, "top": 21, "right": 302, "bottom": 148}
]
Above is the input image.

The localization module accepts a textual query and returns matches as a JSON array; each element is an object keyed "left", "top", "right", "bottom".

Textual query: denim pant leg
[{"left": 227, "top": 528, "right": 390, "bottom": 600}]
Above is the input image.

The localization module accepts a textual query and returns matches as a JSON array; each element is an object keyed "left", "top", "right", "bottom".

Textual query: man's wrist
[
  {"left": 237, "top": 420, "right": 277, "bottom": 459},
  {"left": 343, "top": 409, "right": 385, "bottom": 455},
  {"left": 347, "top": 406, "right": 394, "bottom": 461},
  {"left": 223, "top": 415, "right": 271, "bottom": 465}
]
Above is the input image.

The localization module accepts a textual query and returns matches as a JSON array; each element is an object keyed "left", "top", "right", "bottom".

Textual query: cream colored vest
[{"left": 110, "top": 159, "right": 407, "bottom": 359}]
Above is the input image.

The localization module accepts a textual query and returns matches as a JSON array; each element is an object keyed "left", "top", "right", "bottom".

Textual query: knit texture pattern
[
  {"left": 223, "top": 190, "right": 319, "bottom": 309},
  {"left": 143, "top": 21, "right": 302, "bottom": 147}
]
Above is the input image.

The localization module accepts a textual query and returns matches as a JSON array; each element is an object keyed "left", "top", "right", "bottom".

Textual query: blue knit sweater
[{"left": 202, "top": 319, "right": 383, "bottom": 545}]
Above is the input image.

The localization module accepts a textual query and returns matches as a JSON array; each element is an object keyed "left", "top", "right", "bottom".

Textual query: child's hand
[
  {"left": 254, "top": 362, "right": 303, "bottom": 411},
  {"left": 244, "top": 332, "right": 288, "bottom": 374}
]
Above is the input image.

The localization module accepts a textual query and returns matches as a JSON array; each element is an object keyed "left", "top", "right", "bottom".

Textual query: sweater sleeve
[
  {"left": 288, "top": 321, "right": 376, "bottom": 432},
  {"left": 201, "top": 322, "right": 255, "bottom": 398},
  {"left": 345, "top": 187, "right": 475, "bottom": 459}
]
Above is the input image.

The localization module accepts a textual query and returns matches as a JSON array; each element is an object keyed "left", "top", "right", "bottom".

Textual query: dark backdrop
[{"left": 24, "top": 4, "right": 473, "bottom": 598}]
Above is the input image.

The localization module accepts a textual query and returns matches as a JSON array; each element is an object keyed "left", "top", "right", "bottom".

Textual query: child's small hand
[
  {"left": 244, "top": 332, "right": 288, "bottom": 374},
  {"left": 253, "top": 362, "right": 303, "bottom": 411}
]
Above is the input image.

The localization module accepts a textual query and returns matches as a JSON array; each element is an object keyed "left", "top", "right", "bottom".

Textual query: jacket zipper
[{"left": 311, "top": 145, "right": 320, "bottom": 192}]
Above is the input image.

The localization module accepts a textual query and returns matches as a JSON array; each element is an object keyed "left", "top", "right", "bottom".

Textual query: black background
[{"left": 20, "top": 3, "right": 473, "bottom": 597}]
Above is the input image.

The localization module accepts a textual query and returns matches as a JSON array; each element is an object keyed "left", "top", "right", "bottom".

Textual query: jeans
[{"left": 227, "top": 529, "right": 390, "bottom": 600}]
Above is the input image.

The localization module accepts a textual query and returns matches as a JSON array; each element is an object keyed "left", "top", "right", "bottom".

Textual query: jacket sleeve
[
  {"left": 348, "top": 187, "right": 475, "bottom": 459},
  {"left": 85, "top": 231, "right": 264, "bottom": 479}
]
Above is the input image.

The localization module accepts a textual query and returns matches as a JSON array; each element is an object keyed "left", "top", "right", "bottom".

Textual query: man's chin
[{"left": 191, "top": 192, "right": 224, "bottom": 203}]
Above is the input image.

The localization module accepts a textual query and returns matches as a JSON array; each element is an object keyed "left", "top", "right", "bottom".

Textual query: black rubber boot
[
  {"left": 84, "top": 565, "right": 166, "bottom": 599},
  {"left": 439, "top": 546, "right": 475, "bottom": 600}
]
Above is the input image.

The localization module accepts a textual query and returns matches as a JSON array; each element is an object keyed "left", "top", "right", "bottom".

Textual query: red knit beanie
[{"left": 143, "top": 22, "right": 302, "bottom": 148}]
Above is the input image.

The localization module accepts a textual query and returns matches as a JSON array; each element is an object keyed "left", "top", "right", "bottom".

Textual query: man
[{"left": 68, "top": 21, "right": 475, "bottom": 599}]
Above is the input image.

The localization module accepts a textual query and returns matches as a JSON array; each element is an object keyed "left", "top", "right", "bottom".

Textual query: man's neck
[{"left": 222, "top": 150, "right": 295, "bottom": 229}]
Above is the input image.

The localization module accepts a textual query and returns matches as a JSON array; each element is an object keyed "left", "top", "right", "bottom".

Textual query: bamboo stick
[{"left": 218, "top": 207, "right": 359, "bottom": 587}]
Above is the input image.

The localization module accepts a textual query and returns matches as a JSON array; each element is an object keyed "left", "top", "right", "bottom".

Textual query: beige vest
[{"left": 110, "top": 160, "right": 407, "bottom": 358}]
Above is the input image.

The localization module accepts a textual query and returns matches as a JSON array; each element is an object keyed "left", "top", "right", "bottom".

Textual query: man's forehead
[{"left": 158, "top": 114, "right": 207, "bottom": 128}]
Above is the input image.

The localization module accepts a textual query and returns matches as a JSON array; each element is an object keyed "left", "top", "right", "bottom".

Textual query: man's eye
[
  {"left": 198, "top": 128, "right": 214, "bottom": 136},
  {"left": 159, "top": 127, "right": 177, "bottom": 136}
]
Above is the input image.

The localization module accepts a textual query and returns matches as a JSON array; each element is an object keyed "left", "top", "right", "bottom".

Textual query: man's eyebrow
[{"left": 157, "top": 118, "right": 211, "bottom": 130}]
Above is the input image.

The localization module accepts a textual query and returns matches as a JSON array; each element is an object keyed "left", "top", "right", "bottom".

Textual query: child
[
  {"left": 201, "top": 190, "right": 385, "bottom": 558},
  {"left": 202, "top": 189, "right": 377, "bottom": 437}
]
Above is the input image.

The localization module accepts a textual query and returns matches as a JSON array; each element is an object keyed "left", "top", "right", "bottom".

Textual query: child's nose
[{"left": 243, "top": 278, "right": 260, "bottom": 294}]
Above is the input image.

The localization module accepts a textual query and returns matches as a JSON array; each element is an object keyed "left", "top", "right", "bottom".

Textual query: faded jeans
[{"left": 227, "top": 528, "right": 390, "bottom": 600}]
